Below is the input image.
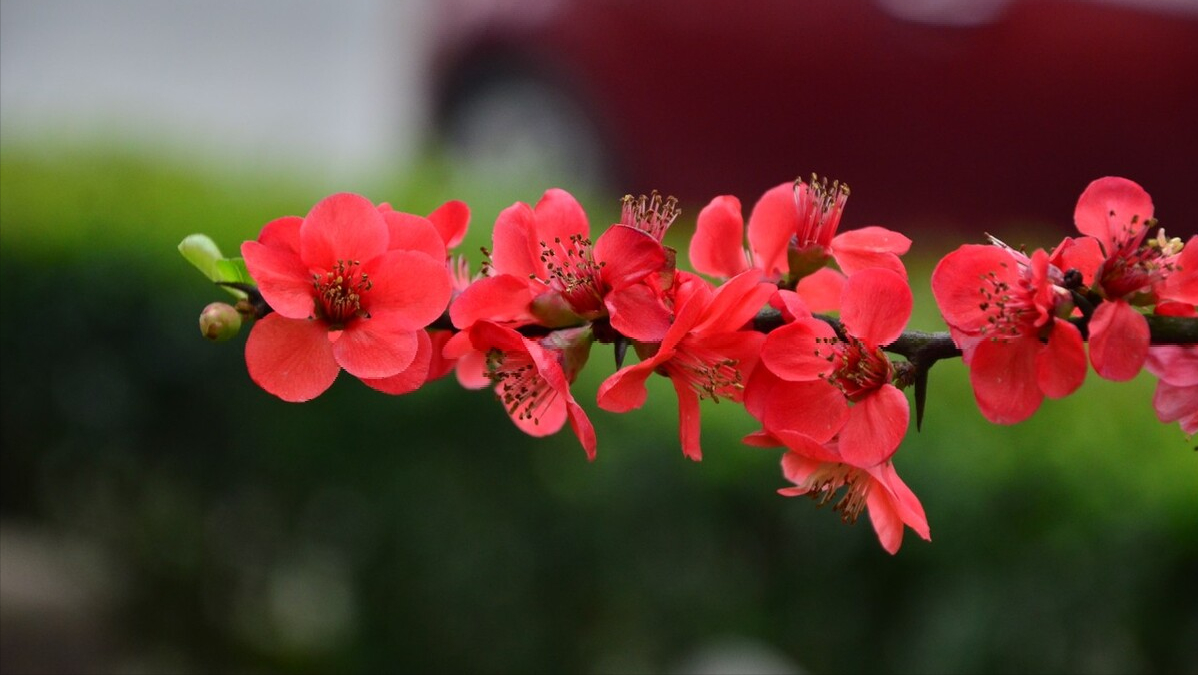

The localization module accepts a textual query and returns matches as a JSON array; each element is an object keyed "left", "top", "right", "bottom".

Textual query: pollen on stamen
[
  {"left": 799, "top": 463, "right": 870, "bottom": 524},
  {"left": 621, "top": 191, "right": 681, "bottom": 242},
  {"left": 486, "top": 349, "right": 559, "bottom": 426},
  {"left": 793, "top": 173, "right": 850, "bottom": 249}
]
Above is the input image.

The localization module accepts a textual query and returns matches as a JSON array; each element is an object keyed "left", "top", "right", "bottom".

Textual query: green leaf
[
  {"left": 178, "top": 234, "right": 224, "bottom": 281},
  {"left": 179, "top": 235, "right": 251, "bottom": 299}
]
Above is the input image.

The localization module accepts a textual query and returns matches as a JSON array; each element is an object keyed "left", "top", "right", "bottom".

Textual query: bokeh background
[{"left": 2, "top": 1, "right": 1196, "bottom": 673}]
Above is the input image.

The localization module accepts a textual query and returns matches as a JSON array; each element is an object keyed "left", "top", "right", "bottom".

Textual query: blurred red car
[{"left": 429, "top": 0, "right": 1198, "bottom": 236}]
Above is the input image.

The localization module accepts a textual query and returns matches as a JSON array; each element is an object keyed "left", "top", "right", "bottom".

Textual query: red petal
[
  {"left": 244, "top": 313, "right": 339, "bottom": 402},
  {"left": 362, "top": 250, "right": 453, "bottom": 330},
  {"left": 1089, "top": 300, "right": 1149, "bottom": 381},
  {"left": 761, "top": 318, "right": 838, "bottom": 381},
  {"left": 1074, "top": 176, "right": 1153, "bottom": 252},
  {"left": 1048, "top": 236, "right": 1104, "bottom": 287},
  {"left": 427, "top": 199, "right": 470, "bottom": 249},
  {"left": 794, "top": 267, "right": 845, "bottom": 313},
  {"left": 300, "top": 193, "right": 388, "bottom": 269},
  {"left": 932, "top": 245, "right": 1019, "bottom": 333},
  {"left": 241, "top": 240, "right": 315, "bottom": 320},
  {"left": 257, "top": 216, "right": 302, "bottom": 253},
  {"left": 490, "top": 201, "right": 540, "bottom": 278},
  {"left": 333, "top": 314, "right": 419, "bottom": 379},
  {"left": 672, "top": 376, "right": 704, "bottom": 461},
  {"left": 594, "top": 224, "right": 666, "bottom": 289},
  {"left": 692, "top": 270, "right": 774, "bottom": 335},
  {"left": 535, "top": 188, "right": 589, "bottom": 242},
  {"left": 507, "top": 386, "right": 568, "bottom": 438},
  {"left": 596, "top": 360, "right": 657, "bottom": 412},
  {"left": 1036, "top": 320, "right": 1087, "bottom": 399},
  {"left": 361, "top": 329, "right": 432, "bottom": 395},
  {"left": 690, "top": 195, "right": 750, "bottom": 279},
  {"left": 867, "top": 462, "right": 930, "bottom": 542},
  {"left": 1160, "top": 236, "right": 1198, "bottom": 305},
  {"left": 970, "top": 337, "right": 1043, "bottom": 424},
  {"left": 841, "top": 268, "right": 911, "bottom": 347},
  {"left": 746, "top": 182, "right": 797, "bottom": 280},
  {"left": 831, "top": 227, "right": 912, "bottom": 278},
  {"left": 1145, "top": 345, "right": 1198, "bottom": 386},
  {"left": 468, "top": 320, "right": 527, "bottom": 354},
  {"left": 1153, "top": 380, "right": 1198, "bottom": 424},
  {"left": 382, "top": 210, "right": 446, "bottom": 260},
  {"left": 838, "top": 384, "right": 908, "bottom": 467},
  {"left": 607, "top": 283, "right": 673, "bottom": 342},
  {"left": 761, "top": 379, "right": 849, "bottom": 444},
  {"left": 566, "top": 400, "right": 598, "bottom": 461},
  {"left": 449, "top": 275, "right": 538, "bottom": 329}
]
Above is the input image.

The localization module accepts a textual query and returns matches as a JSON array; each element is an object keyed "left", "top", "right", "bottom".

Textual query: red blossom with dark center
[
  {"left": 597, "top": 270, "right": 774, "bottom": 460},
  {"left": 761, "top": 268, "right": 912, "bottom": 467},
  {"left": 933, "top": 245, "right": 1086, "bottom": 423},
  {"left": 241, "top": 193, "right": 451, "bottom": 402}
]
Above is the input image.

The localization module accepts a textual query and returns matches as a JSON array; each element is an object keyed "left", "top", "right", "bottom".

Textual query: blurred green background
[{"left": 1, "top": 144, "right": 1195, "bottom": 675}]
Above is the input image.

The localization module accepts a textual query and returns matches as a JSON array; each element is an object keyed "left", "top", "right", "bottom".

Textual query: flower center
[
  {"left": 539, "top": 234, "right": 606, "bottom": 317},
  {"left": 976, "top": 269, "right": 1036, "bottom": 340},
  {"left": 486, "top": 349, "right": 557, "bottom": 426},
  {"left": 792, "top": 173, "right": 849, "bottom": 251},
  {"left": 621, "top": 191, "right": 680, "bottom": 242},
  {"left": 313, "top": 260, "right": 371, "bottom": 328},
  {"left": 798, "top": 462, "right": 870, "bottom": 523},
  {"left": 666, "top": 344, "right": 744, "bottom": 402},
  {"left": 1100, "top": 227, "right": 1184, "bottom": 299},
  {"left": 822, "top": 336, "right": 894, "bottom": 402}
]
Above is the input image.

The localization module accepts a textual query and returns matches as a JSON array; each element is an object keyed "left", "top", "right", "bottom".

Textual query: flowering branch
[{"left": 180, "top": 174, "right": 1197, "bottom": 556}]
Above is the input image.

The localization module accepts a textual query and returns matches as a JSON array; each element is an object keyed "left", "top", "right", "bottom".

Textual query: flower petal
[
  {"left": 932, "top": 244, "right": 1020, "bottom": 333},
  {"left": 830, "top": 226, "right": 912, "bottom": 278},
  {"left": 449, "top": 274, "right": 538, "bottom": 329},
  {"left": 1074, "top": 176, "right": 1153, "bottom": 252},
  {"left": 747, "top": 182, "right": 797, "bottom": 280},
  {"left": 596, "top": 360, "right": 658, "bottom": 413},
  {"left": 1089, "top": 299, "right": 1149, "bottom": 382},
  {"left": 594, "top": 224, "right": 667, "bottom": 289},
  {"left": 838, "top": 384, "right": 908, "bottom": 467},
  {"left": 761, "top": 317, "right": 838, "bottom": 381},
  {"left": 606, "top": 283, "right": 673, "bottom": 343},
  {"left": 761, "top": 379, "right": 849, "bottom": 444},
  {"left": 427, "top": 199, "right": 470, "bottom": 249},
  {"left": 333, "top": 314, "right": 419, "bottom": 379},
  {"left": 970, "top": 336, "right": 1043, "bottom": 424},
  {"left": 300, "top": 193, "right": 389, "bottom": 269},
  {"left": 794, "top": 267, "right": 845, "bottom": 313},
  {"left": 362, "top": 250, "right": 453, "bottom": 330},
  {"left": 1152, "top": 380, "right": 1198, "bottom": 424},
  {"left": 382, "top": 210, "right": 447, "bottom": 260},
  {"left": 534, "top": 188, "right": 590, "bottom": 245},
  {"left": 692, "top": 270, "right": 775, "bottom": 335},
  {"left": 241, "top": 239, "right": 315, "bottom": 320},
  {"left": 690, "top": 195, "right": 750, "bottom": 279},
  {"left": 257, "top": 216, "right": 302, "bottom": 253},
  {"left": 244, "top": 313, "right": 339, "bottom": 402},
  {"left": 1159, "top": 236, "right": 1198, "bottom": 305},
  {"left": 1036, "top": 319, "right": 1087, "bottom": 399},
  {"left": 490, "top": 201, "right": 540, "bottom": 279},
  {"left": 671, "top": 376, "right": 704, "bottom": 461},
  {"left": 361, "top": 328, "right": 432, "bottom": 395},
  {"left": 841, "top": 268, "right": 912, "bottom": 347}
]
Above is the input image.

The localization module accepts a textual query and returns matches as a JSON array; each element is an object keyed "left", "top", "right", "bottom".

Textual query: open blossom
[
  {"left": 449, "top": 188, "right": 671, "bottom": 339},
  {"left": 776, "top": 432, "right": 929, "bottom": 555},
  {"left": 760, "top": 268, "right": 913, "bottom": 467},
  {"left": 932, "top": 244, "right": 1086, "bottom": 424},
  {"left": 689, "top": 176, "right": 910, "bottom": 310},
  {"left": 597, "top": 270, "right": 774, "bottom": 460},
  {"left": 240, "top": 193, "right": 452, "bottom": 402},
  {"left": 468, "top": 320, "right": 597, "bottom": 459},
  {"left": 1052, "top": 177, "right": 1197, "bottom": 380}
]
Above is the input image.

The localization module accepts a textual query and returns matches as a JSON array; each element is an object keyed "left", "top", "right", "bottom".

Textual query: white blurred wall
[{"left": 0, "top": 0, "right": 434, "bottom": 183}]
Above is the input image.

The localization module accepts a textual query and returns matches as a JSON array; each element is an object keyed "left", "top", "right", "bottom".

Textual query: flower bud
[{"left": 199, "top": 302, "right": 242, "bottom": 342}]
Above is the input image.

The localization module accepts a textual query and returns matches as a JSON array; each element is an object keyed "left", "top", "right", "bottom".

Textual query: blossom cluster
[{"left": 185, "top": 176, "right": 1196, "bottom": 554}]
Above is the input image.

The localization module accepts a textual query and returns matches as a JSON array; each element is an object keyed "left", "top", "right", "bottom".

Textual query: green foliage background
[{"left": 1, "top": 147, "right": 1195, "bottom": 674}]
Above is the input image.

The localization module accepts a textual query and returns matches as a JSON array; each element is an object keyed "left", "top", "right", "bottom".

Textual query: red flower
[
  {"left": 240, "top": 193, "right": 452, "bottom": 401},
  {"left": 760, "top": 268, "right": 912, "bottom": 466},
  {"left": 468, "top": 321, "right": 597, "bottom": 459},
  {"left": 689, "top": 178, "right": 910, "bottom": 302},
  {"left": 596, "top": 270, "right": 774, "bottom": 460},
  {"left": 1052, "top": 177, "right": 1195, "bottom": 380},
  {"left": 932, "top": 244, "right": 1086, "bottom": 424},
  {"left": 450, "top": 189, "right": 669, "bottom": 335},
  {"left": 777, "top": 434, "right": 930, "bottom": 555}
]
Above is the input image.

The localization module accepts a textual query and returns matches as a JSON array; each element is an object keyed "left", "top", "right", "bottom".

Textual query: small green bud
[{"left": 199, "top": 302, "right": 242, "bottom": 342}]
